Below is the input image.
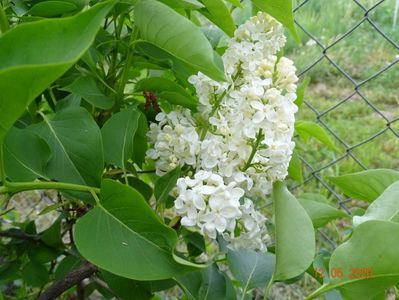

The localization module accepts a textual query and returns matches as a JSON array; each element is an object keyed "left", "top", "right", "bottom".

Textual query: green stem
[
  {"left": 242, "top": 129, "right": 263, "bottom": 171},
  {"left": 0, "top": 145, "right": 5, "bottom": 184},
  {"left": 0, "top": 5, "right": 9, "bottom": 34},
  {"left": 263, "top": 274, "right": 274, "bottom": 300},
  {"left": 0, "top": 181, "right": 100, "bottom": 195},
  {"left": 304, "top": 284, "right": 332, "bottom": 300},
  {"left": 115, "top": 26, "right": 138, "bottom": 110},
  {"left": 199, "top": 69, "right": 242, "bottom": 140}
]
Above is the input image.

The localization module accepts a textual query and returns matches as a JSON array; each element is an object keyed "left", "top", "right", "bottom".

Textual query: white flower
[
  {"left": 175, "top": 171, "right": 243, "bottom": 240},
  {"left": 146, "top": 109, "right": 200, "bottom": 175},
  {"left": 147, "top": 12, "right": 298, "bottom": 251},
  {"left": 223, "top": 199, "right": 270, "bottom": 251}
]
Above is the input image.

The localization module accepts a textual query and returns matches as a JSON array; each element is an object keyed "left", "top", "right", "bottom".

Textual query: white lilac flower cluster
[{"left": 147, "top": 13, "right": 298, "bottom": 251}]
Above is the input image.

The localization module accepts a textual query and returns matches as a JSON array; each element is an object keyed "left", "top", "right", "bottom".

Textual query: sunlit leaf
[
  {"left": 75, "top": 180, "right": 202, "bottom": 280},
  {"left": 0, "top": 1, "right": 114, "bottom": 144},
  {"left": 328, "top": 169, "right": 399, "bottom": 202},
  {"left": 134, "top": 0, "right": 225, "bottom": 81},
  {"left": 273, "top": 181, "right": 315, "bottom": 280}
]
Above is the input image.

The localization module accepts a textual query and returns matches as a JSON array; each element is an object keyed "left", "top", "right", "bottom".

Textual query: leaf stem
[
  {"left": 242, "top": 129, "right": 263, "bottom": 171},
  {"left": 199, "top": 69, "right": 241, "bottom": 140},
  {"left": 115, "top": 26, "right": 138, "bottom": 110},
  {"left": 0, "top": 181, "right": 100, "bottom": 195},
  {"left": 304, "top": 284, "right": 332, "bottom": 300},
  {"left": 263, "top": 274, "right": 274, "bottom": 300},
  {"left": 0, "top": 4, "right": 9, "bottom": 34}
]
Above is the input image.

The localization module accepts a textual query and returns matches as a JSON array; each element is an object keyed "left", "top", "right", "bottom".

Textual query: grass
[{"left": 285, "top": 0, "right": 399, "bottom": 198}]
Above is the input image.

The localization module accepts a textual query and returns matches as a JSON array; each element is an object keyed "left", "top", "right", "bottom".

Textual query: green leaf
[
  {"left": 158, "top": 0, "right": 204, "bottom": 9},
  {"left": 28, "top": 245, "right": 60, "bottom": 263},
  {"left": 41, "top": 218, "right": 63, "bottom": 248},
  {"left": 295, "top": 121, "right": 338, "bottom": 151},
  {"left": 3, "top": 127, "right": 51, "bottom": 181},
  {"left": 183, "top": 231, "right": 205, "bottom": 257},
  {"left": 101, "top": 271, "right": 153, "bottom": 300},
  {"left": 31, "top": 107, "right": 104, "bottom": 188},
  {"left": 29, "top": 1, "right": 78, "bottom": 17},
  {"left": 353, "top": 181, "right": 399, "bottom": 226},
  {"left": 198, "top": 265, "right": 227, "bottom": 300},
  {"left": 0, "top": 1, "right": 115, "bottom": 144},
  {"left": 56, "top": 94, "right": 81, "bottom": 111},
  {"left": 22, "top": 262, "right": 49, "bottom": 287},
  {"left": 101, "top": 108, "right": 141, "bottom": 169},
  {"left": 295, "top": 77, "right": 310, "bottom": 108},
  {"left": 288, "top": 152, "right": 303, "bottom": 182},
  {"left": 272, "top": 181, "right": 315, "bottom": 280},
  {"left": 61, "top": 76, "right": 114, "bottom": 109},
  {"left": 252, "top": 0, "right": 299, "bottom": 42},
  {"left": 232, "top": 0, "right": 252, "bottom": 25},
  {"left": 325, "top": 220, "right": 399, "bottom": 299},
  {"left": 227, "top": 248, "right": 275, "bottom": 291},
  {"left": 39, "top": 201, "right": 69, "bottom": 215},
  {"left": 154, "top": 168, "right": 181, "bottom": 204},
  {"left": 0, "top": 261, "right": 21, "bottom": 281},
  {"left": 200, "top": 0, "right": 236, "bottom": 37},
  {"left": 327, "top": 169, "right": 399, "bottom": 203},
  {"left": 135, "top": 77, "right": 198, "bottom": 110},
  {"left": 135, "top": 41, "right": 198, "bottom": 81},
  {"left": 176, "top": 271, "right": 202, "bottom": 299},
  {"left": 54, "top": 256, "right": 81, "bottom": 280},
  {"left": 298, "top": 198, "right": 348, "bottom": 228},
  {"left": 312, "top": 253, "right": 343, "bottom": 299},
  {"left": 74, "top": 179, "right": 201, "bottom": 280},
  {"left": 128, "top": 177, "right": 153, "bottom": 201},
  {"left": 134, "top": 0, "right": 225, "bottom": 81},
  {"left": 132, "top": 113, "right": 148, "bottom": 167},
  {"left": 226, "top": 0, "right": 242, "bottom": 8},
  {"left": 177, "top": 265, "right": 229, "bottom": 300}
]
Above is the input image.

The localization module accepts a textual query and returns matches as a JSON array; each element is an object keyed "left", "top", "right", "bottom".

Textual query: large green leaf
[
  {"left": 101, "top": 108, "right": 141, "bottom": 169},
  {"left": 135, "top": 77, "right": 198, "bottom": 110},
  {"left": 134, "top": 0, "right": 225, "bottom": 81},
  {"left": 0, "top": 1, "right": 114, "bottom": 144},
  {"left": 227, "top": 249, "right": 275, "bottom": 291},
  {"left": 252, "top": 0, "right": 299, "bottom": 41},
  {"left": 316, "top": 221, "right": 399, "bottom": 299},
  {"left": 295, "top": 121, "right": 338, "bottom": 151},
  {"left": 4, "top": 127, "right": 51, "bottom": 181},
  {"left": 200, "top": 0, "right": 236, "bottom": 37},
  {"left": 30, "top": 107, "right": 104, "bottom": 188},
  {"left": 272, "top": 181, "right": 315, "bottom": 281},
  {"left": 353, "top": 181, "right": 399, "bottom": 226},
  {"left": 61, "top": 76, "right": 114, "bottom": 109},
  {"left": 328, "top": 169, "right": 399, "bottom": 203},
  {"left": 74, "top": 179, "right": 201, "bottom": 280},
  {"left": 298, "top": 198, "right": 348, "bottom": 228}
]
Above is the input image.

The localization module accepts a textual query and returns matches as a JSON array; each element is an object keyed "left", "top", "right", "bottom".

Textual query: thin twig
[
  {"left": 0, "top": 230, "right": 39, "bottom": 242},
  {"left": 38, "top": 261, "right": 98, "bottom": 300}
]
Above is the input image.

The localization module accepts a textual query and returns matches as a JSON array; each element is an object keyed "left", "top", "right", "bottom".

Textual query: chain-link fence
[{"left": 291, "top": 0, "right": 399, "bottom": 248}]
